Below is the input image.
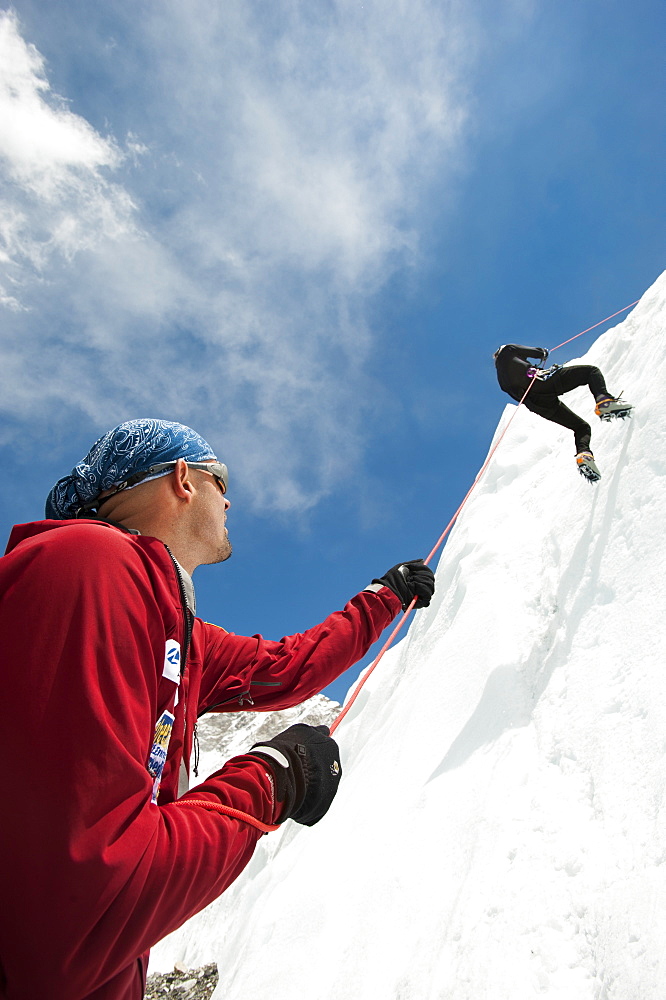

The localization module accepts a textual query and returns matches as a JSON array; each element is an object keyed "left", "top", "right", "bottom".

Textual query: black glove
[
  {"left": 372, "top": 559, "right": 435, "bottom": 611},
  {"left": 249, "top": 724, "right": 342, "bottom": 827}
]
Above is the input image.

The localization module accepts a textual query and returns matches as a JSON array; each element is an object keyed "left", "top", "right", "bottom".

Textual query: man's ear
[{"left": 171, "top": 459, "right": 195, "bottom": 502}]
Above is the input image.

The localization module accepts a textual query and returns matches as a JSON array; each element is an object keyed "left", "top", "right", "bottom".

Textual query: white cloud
[
  {"left": 0, "top": 9, "right": 137, "bottom": 279},
  {"left": 147, "top": 0, "right": 469, "bottom": 280},
  {"left": 0, "top": 1, "right": 477, "bottom": 513},
  {"left": 0, "top": 17, "right": 117, "bottom": 183}
]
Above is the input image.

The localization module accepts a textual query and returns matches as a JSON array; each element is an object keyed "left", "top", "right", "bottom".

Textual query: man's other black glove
[
  {"left": 249, "top": 724, "right": 341, "bottom": 827},
  {"left": 372, "top": 559, "right": 435, "bottom": 611}
]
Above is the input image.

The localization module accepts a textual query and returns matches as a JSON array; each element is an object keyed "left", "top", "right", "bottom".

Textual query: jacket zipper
[
  {"left": 201, "top": 681, "right": 282, "bottom": 715},
  {"left": 165, "top": 547, "right": 193, "bottom": 675},
  {"left": 165, "top": 547, "right": 195, "bottom": 777}
]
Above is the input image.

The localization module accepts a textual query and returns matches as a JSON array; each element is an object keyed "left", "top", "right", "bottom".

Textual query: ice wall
[{"left": 153, "top": 272, "right": 666, "bottom": 1000}]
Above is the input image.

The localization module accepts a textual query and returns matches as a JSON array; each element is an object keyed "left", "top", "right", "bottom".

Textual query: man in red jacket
[{"left": 0, "top": 419, "right": 434, "bottom": 1000}]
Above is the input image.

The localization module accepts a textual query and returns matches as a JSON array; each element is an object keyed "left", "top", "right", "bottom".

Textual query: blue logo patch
[{"left": 163, "top": 639, "right": 181, "bottom": 684}]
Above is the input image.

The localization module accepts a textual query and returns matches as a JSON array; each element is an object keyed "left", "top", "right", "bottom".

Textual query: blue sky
[{"left": 0, "top": 0, "right": 663, "bottom": 704}]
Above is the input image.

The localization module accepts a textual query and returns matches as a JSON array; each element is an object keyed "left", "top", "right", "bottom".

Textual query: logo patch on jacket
[
  {"left": 163, "top": 639, "right": 181, "bottom": 683},
  {"left": 148, "top": 710, "right": 175, "bottom": 804}
]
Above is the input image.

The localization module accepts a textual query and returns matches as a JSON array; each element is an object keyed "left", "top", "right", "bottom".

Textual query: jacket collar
[{"left": 4, "top": 520, "right": 195, "bottom": 613}]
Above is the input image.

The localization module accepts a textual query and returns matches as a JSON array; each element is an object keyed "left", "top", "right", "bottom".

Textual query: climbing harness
[
  {"left": 330, "top": 297, "right": 639, "bottom": 736},
  {"left": 527, "top": 364, "right": 563, "bottom": 380}
]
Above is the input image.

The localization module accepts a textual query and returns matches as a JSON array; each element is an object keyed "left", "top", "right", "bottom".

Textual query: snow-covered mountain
[{"left": 151, "top": 271, "right": 666, "bottom": 1000}]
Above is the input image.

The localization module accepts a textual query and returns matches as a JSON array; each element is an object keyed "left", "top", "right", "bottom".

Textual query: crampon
[
  {"left": 576, "top": 451, "right": 601, "bottom": 483},
  {"left": 595, "top": 395, "right": 634, "bottom": 421}
]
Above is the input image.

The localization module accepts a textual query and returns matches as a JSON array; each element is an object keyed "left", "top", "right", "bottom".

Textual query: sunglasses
[
  {"left": 148, "top": 461, "right": 228, "bottom": 495},
  {"left": 76, "top": 459, "right": 229, "bottom": 516}
]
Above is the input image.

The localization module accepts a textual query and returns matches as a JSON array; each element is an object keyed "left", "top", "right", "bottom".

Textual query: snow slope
[{"left": 152, "top": 272, "right": 666, "bottom": 999}]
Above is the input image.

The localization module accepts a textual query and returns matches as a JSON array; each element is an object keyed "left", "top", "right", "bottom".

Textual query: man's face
[{"left": 191, "top": 461, "right": 232, "bottom": 565}]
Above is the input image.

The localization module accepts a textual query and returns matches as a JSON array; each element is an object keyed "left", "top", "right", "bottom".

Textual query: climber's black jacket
[{"left": 494, "top": 344, "right": 548, "bottom": 401}]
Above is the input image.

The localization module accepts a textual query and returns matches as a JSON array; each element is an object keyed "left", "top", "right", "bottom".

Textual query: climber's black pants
[{"left": 518, "top": 365, "right": 608, "bottom": 454}]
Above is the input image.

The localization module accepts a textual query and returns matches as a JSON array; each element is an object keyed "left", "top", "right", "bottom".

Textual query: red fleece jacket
[{"left": 0, "top": 520, "right": 399, "bottom": 1000}]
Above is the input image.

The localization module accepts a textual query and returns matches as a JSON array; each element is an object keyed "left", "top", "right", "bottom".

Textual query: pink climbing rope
[
  {"left": 174, "top": 797, "right": 280, "bottom": 833},
  {"left": 548, "top": 300, "right": 639, "bottom": 353},
  {"left": 329, "top": 376, "right": 536, "bottom": 735}
]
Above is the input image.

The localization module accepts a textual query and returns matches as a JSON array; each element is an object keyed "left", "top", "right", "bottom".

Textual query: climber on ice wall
[{"left": 493, "top": 344, "right": 633, "bottom": 482}]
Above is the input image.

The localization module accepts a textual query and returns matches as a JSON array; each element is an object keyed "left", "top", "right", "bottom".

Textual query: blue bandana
[{"left": 45, "top": 418, "right": 218, "bottom": 519}]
